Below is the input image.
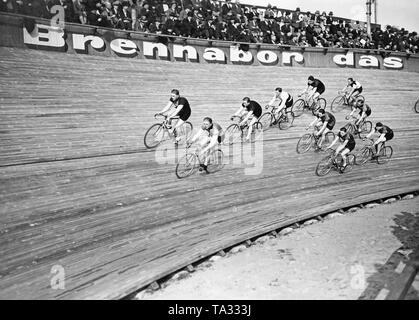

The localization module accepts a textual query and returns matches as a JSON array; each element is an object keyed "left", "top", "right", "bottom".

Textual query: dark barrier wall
[{"left": 1, "top": 13, "right": 419, "bottom": 73}]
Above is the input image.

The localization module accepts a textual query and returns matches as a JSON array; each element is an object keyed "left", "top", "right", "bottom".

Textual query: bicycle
[
  {"left": 315, "top": 149, "right": 356, "bottom": 176},
  {"left": 175, "top": 144, "right": 224, "bottom": 179},
  {"left": 355, "top": 138, "right": 393, "bottom": 165},
  {"left": 296, "top": 127, "right": 336, "bottom": 154},
  {"left": 415, "top": 98, "right": 419, "bottom": 113},
  {"left": 292, "top": 92, "right": 327, "bottom": 117},
  {"left": 330, "top": 91, "right": 365, "bottom": 113},
  {"left": 343, "top": 115, "right": 372, "bottom": 139},
  {"left": 144, "top": 114, "right": 193, "bottom": 149},
  {"left": 258, "top": 105, "right": 295, "bottom": 131},
  {"left": 223, "top": 115, "right": 263, "bottom": 145}
]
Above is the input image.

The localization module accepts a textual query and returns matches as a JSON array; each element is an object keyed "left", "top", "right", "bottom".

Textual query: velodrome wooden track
[{"left": 0, "top": 46, "right": 418, "bottom": 299}]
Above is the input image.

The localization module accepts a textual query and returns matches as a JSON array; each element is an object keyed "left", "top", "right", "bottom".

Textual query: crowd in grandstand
[{"left": 1, "top": 0, "right": 418, "bottom": 53}]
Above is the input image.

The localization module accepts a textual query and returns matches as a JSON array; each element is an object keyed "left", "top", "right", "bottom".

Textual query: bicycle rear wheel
[
  {"left": 293, "top": 99, "right": 305, "bottom": 117},
  {"left": 312, "top": 98, "right": 326, "bottom": 115},
  {"left": 206, "top": 149, "right": 224, "bottom": 173},
  {"left": 331, "top": 95, "right": 345, "bottom": 113},
  {"left": 224, "top": 124, "right": 242, "bottom": 145},
  {"left": 278, "top": 112, "right": 294, "bottom": 130},
  {"left": 296, "top": 133, "right": 313, "bottom": 154},
  {"left": 359, "top": 121, "right": 372, "bottom": 139},
  {"left": 259, "top": 112, "right": 273, "bottom": 131},
  {"left": 175, "top": 153, "right": 198, "bottom": 179},
  {"left": 355, "top": 147, "right": 372, "bottom": 165},
  {"left": 322, "top": 131, "right": 336, "bottom": 147},
  {"left": 144, "top": 123, "right": 167, "bottom": 149},
  {"left": 377, "top": 146, "right": 393, "bottom": 164},
  {"left": 315, "top": 155, "right": 334, "bottom": 176}
]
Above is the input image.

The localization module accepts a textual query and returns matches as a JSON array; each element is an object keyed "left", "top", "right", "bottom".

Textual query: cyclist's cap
[
  {"left": 171, "top": 89, "right": 180, "bottom": 95},
  {"left": 348, "top": 77, "right": 354, "bottom": 81},
  {"left": 308, "top": 75, "right": 314, "bottom": 81},
  {"left": 318, "top": 108, "right": 325, "bottom": 114},
  {"left": 375, "top": 122, "right": 383, "bottom": 127},
  {"left": 275, "top": 87, "right": 282, "bottom": 92},
  {"left": 340, "top": 127, "right": 347, "bottom": 132}
]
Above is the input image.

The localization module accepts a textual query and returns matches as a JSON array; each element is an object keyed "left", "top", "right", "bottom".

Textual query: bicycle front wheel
[
  {"left": 144, "top": 123, "right": 166, "bottom": 149},
  {"left": 206, "top": 149, "right": 224, "bottom": 173},
  {"left": 331, "top": 95, "right": 345, "bottom": 113},
  {"left": 355, "top": 147, "right": 372, "bottom": 165},
  {"left": 279, "top": 112, "right": 294, "bottom": 130},
  {"left": 312, "top": 98, "right": 326, "bottom": 115},
  {"left": 315, "top": 155, "right": 334, "bottom": 176},
  {"left": 377, "top": 146, "right": 393, "bottom": 164},
  {"left": 259, "top": 112, "right": 273, "bottom": 131},
  {"left": 175, "top": 121, "right": 193, "bottom": 145},
  {"left": 224, "top": 124, "right": 242, "bottom": 145},
  {"left": 296, "top": 133, "right": 313, "bottom": 154},
  {"left": 293, "top": 99, "right": 305, "bottom": 117},
  {"left": 343, "top": 123, "right": 355, "bottom": 135},
  {"left": 175, "top": 153, "right": 198, "bottom": 179}
]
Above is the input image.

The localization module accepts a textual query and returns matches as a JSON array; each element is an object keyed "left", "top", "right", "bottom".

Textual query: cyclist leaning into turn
[
  {"left": 187, "top": 117, "right": 224, "bottom": 173},
  {"left": 307, "top": 109, "right": 336, "bottom": 150},
  {"left": 364, "top": 122, "right": 394, "bottom": 158},
  {"left": 232, "top": 97, "right": 263, "bottom": 142},
  {"left": 300, "top": 75, "right": 326, "bottom": 105},
  {"left": 346, "top": 98, "right": 371, "bottom": 133},
  {"left": 342, "top": 77, "right": 363, "bottom": 106},
  {"left": 326, "top": 126, "right": 356, "bottom": 171},
  {"left": 266, "top": 87, "right": 294, "bottom": 121}
]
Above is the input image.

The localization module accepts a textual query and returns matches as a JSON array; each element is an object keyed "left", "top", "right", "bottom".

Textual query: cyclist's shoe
[
  {"left": 339, "top": 163, "right": 347, "bottom": 173},
  {"left": 174, "top": 136, "right": 182, "bottom": 144},
  {"left": 199, "top": 164, "right": 209, "bottom": 173}
]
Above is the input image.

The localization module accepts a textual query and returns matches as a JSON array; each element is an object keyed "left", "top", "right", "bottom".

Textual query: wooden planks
[{"left": 0, "top": 47, "right": 419, "bottom": 299}]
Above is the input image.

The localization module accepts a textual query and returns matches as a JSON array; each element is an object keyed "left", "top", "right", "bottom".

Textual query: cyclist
[
  {"left": 158, "top": 89, "right": 191, "bottom": 143},
  {"left": 346, "top": 98, "right": 371, "bottom": 133},
  {"left": 232, "top": 97, "right": 262, "bottom": 142},
  {"left": 364, "top": 122, "right": 394, "bottom": 158},
  {"left": 266, "top": 87, "right": 294, "bottom": 122},
  {"left": 187, "top": 117, "right": 224, "bottom": 173},
  {"left": 342, "top": 77, "right": 363, "bottom": 106},
  {"left": 306, "top": 108, "right": 336, "bottom": 150},
  {"left": 326, "top": 127, "right": 356, "bottom": 172},
  {"left": 300, "top": 75, "right": 326, "bottom": 106}
]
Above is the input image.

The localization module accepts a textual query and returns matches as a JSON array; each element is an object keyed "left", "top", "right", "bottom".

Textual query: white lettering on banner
[
  {"left": 143, "top": 41, "right": 169, "bottom": 59},
  {"left": 173, "top": 44, "right": 198, "bottom": 61},
  {"left": 257, "top": 50, "right": 278, "bottom": 65},
  {"left": 110, "top": 39, "right": 137, "bottom": 56},
  {"left": 383, "top": 57, "right": 403, "bottom": 69},
  {"left": 203, "top": 48, "right": 225, "bottom": 62},
  {"left": 50, "top": 5, "right": 65, "bottom": 28},
  {"left": 282, "top": 52, "right": 304, "bottom": 66},
  {"left": 333, "top": 51, "right": 355, "bottom": 67},
  {"left": 230, "top": 46, "right": 253, "bottom": 63},
  {"left": 359, "top": 55, "right": 379, "bottom": 68},
  {"left": 73, "top": 34, "right": 105, "bottom": 52},
  {"left": 23, "top": 24, "right": 65, "bottom": 48}
]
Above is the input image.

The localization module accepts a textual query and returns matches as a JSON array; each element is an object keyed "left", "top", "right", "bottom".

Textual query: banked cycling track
[{"left": 0, "top": 46, "right": 418, "bottom": 299}]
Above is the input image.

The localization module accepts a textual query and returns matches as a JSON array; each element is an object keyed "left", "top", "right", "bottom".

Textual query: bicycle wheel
[
  {"left": 315, "top": 155, "right": 334, "bottom": 176},
  {"left": 246, "top": 122, "right": 263, "bottom": 142},
  {"left": 206, "top": 149, "right": 224, "bottom": 173},
  {"left": 341, "top": 154, "right": 355, "bottom": 173},
  {"left": 224, "top": 124, "right": 242, "bottom": 145},
  {"left": 293, "top": 99, "right": 305, "bottom": 117},
  {"left": 278, "top": 112, "right": 294, "bottom": 130},
  {"left": 175, "top": 153, "right": 198, "bottom": 179},
  {"left": 175, "top": 121, "right": 193, "bottom": 145},
  {"left": 359, "top": 121, "right": 372, "bottom": 139},
  {"left": 377, "top": 146, "right": 393, "bottom": 164},
  {"left": 259, "top": 112, "right": 273, "bottom": 131},
  {"left": 343, "top": 123, "right": 355, "bottom": 135},
  {"left": 331, "top": 95, "right": 345, "bottom": 113},
  {"left": 321, "top": 131, "right": 335, "bottom": 148},
  {"left": 312, "top": 98, "right": 327, "bottom": 115},
  {"left": 296, "top": 133, "right": 313, "bottom": 154},
  {"left": 415, "top": 99, "right": 419, "bottom": 113},
  {"left": 355, "top": 147, "right": 372, "bottom": 165},
  {"left": 144, "top": 123, "right": 166, "bottom": 149}
]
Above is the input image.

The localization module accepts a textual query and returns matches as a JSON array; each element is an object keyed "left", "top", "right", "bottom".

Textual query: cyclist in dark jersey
[
  {"left": 232, "top": 97, "right": 262, "bottom": 142},
  {"left": 188, "top": 117, "right": 224, "bottom": 173},
  {"left": 301, "top": 75, "right": 326, "bottom": 105},
  {"left": 342, "top": 77, "right": 363, "bottom": 106},
  {"left": 326, "top": 127, "right": 356, "bottom": 171},
  {"left": 307, "top": 109, "right": 336, "bottom": 149},
  {"left": 365, "top": 122, "right": 394, "bottom": 157},
  {"left": 158, "top": 89, "right": 192, "bottom": 143},
  {"left": 346, "top": 98, "right": 371, "bottom": 133}
]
